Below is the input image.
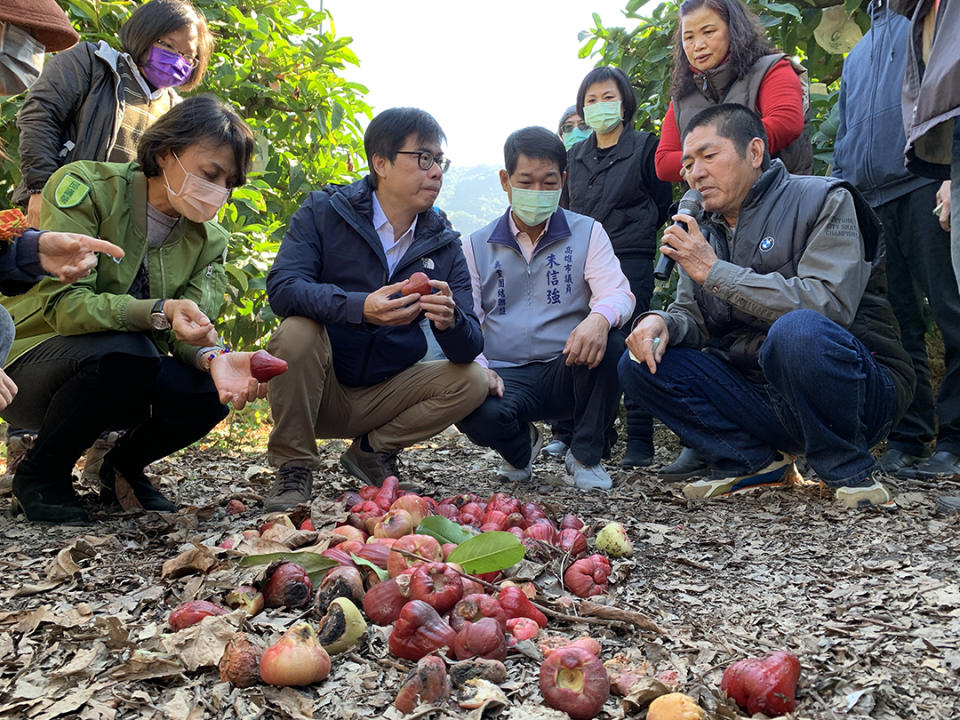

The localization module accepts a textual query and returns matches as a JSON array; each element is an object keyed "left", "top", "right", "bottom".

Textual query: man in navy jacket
[
  {"left": 263, "top": 108, "right": 488, "bottom": 510},
  {"left": 833, "top": 2, "right": 960, "bottom": 480}
]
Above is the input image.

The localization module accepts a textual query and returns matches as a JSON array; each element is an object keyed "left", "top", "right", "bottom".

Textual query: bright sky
[{"left": 321, "top": 0, "right": 641, "bottom": 168}]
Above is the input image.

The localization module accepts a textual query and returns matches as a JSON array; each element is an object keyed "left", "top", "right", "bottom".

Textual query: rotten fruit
[
  {"left": 721, "top": 650, "right": 800, "bottom": 716},
  {"left": 539, "top": 645, "right": 610, "bottom": 720}
]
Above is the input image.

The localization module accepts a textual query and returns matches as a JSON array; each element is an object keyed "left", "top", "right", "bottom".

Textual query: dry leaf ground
[{"left": 1, "top": 406, "right": 958, "bottom": 720}]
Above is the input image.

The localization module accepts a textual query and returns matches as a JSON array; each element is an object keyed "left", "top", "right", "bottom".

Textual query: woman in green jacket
[{"left": 2, "top": 95, "right": 266, "bottom": 524}]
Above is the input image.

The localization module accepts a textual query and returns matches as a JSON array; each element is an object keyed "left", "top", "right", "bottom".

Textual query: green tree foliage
[
  {"left": 0, "top": 0, "right": 371, "bottom": 347},
  {"left": 579, "top": 0, "right": 869, "bottom": 172}
]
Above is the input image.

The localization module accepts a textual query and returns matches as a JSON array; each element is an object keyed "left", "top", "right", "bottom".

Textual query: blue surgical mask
[
  {"left": 510, "top": 186, "right": 561, "bottom": 227},
  {"left": 583, "top": 101, "right": 623, "bottom": 134},
  {"left": 562, "top": 126, "right": 592, "bottom": 149}
]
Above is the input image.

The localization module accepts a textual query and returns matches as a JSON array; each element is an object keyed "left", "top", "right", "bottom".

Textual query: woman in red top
[{"left": 655, "top": 0, "right": 809, "bottom": 183}]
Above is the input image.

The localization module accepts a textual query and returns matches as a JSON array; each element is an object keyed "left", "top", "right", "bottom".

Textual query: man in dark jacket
[
  {"left": 618, "top": 104, "right": 915, "bottom": 509},
  {"left": 263, "top": 107, "right": 488, "bottom": 511},
  {"left": 833, "top": 2, "right": 960, "bottom": 479}
]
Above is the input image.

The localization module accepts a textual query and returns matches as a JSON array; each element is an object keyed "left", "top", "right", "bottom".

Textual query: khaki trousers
[{"left": 266, "top": 316, "right": 488, "bottom": 468}]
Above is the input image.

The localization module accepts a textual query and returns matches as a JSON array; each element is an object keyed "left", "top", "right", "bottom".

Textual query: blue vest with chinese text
[{"left": 469, "top": 208, "right": 594, "bottom": 368}]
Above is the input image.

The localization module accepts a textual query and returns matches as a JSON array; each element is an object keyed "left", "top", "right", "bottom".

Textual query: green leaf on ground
[
  {"left": 445, "top": 531, "right": 525, "bottom": 574},
  {"left": 417, "top": 516, "right": 475, "bottom": 545}
]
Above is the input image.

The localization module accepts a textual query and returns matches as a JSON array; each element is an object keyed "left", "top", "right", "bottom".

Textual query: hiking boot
[
  {"left": 683, "top": 452, "right": 795, "bottom": 499},
  {"left": 541, "top": 439, "right": 569, "bottom": 459},
  {"left": 496, "top": 424, "right": 542, "bottom": 483},
  {"left": 80, "top": 431, "right": 122, "bottom": 485},
  {"left": 834, "top": 475, "right": 896, "bottom": 510},
  {"left": 264, "top": 464, "right": 314, "bottom": 512},
  {"left": 1, "top": 433, "right": 35, "bottom": 496},
  {"left": 659, "top": 446, "right": 709, "bottom": 480},
  {"left": 340, "top": 440, "right": 400, "bottom": 485},
  {"left": 905, "top": 450, "right": 960, "bottom": 479},
  {"left": 11, "top": 472, "right": 90, "bottom": 524},
  {"left": 100, "top": 460, "right": 176, "bottom": 512},
  {"left": 563, "top": 450, "right": 612, "bottom": 491}
]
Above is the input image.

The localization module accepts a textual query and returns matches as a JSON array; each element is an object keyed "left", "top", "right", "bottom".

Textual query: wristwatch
[{"left": 150, "top": 299, "right": 171, "bottom": 330}]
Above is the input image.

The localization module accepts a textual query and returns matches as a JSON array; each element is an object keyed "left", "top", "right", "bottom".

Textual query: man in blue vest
[
  {"left": 457, "top": 126, "right": 635, "bottom": 491},
  {"left": 619, "top": 104, "right": 915, "bottom": 509}
]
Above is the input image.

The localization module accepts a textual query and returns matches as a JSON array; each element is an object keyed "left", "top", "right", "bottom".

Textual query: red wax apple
[
  {"left": 249, "top": 349, "right": 288, "bottom": 382},
  {"left": 401, "top": 271, "right": 432, "bottom": 296}
]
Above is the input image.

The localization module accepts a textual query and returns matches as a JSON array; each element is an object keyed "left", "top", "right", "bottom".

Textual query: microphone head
[{"left": 677, "top": 188, "right": 703, "bottom": 220}]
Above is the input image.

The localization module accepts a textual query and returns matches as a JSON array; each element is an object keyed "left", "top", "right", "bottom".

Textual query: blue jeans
[
  {"left": 951, "top": 122, "right": 960, "bottom": 292},
  {"left": 618, "top": 310, "right": 897, "bottom": 486}
]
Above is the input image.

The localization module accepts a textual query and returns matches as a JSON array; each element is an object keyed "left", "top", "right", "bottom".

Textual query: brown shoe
[
  {"left": 263, "top": 464, "right": 314, "bottom": 512},
  {"left": 340, "top": 440, "right": 399, "bottom": 485}
]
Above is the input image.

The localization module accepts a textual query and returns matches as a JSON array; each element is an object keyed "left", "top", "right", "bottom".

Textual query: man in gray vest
[
  {"left": 619, "top": 104, "right": 915, "bottom": 509},
  {"left": 457, "top": 127, "right": 635, "bottom": 491}
]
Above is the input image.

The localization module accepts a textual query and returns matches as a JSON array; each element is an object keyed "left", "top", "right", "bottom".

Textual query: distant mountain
[{"left": 436, "top": 164, "right": 506, "bottom": 238}]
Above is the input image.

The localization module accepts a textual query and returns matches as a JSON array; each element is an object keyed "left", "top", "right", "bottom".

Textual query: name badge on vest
[{"left": 759, "top": 236, "right": 776, "bottom": 253}]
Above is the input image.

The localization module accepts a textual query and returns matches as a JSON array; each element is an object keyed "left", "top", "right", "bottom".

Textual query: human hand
[
  {"left": 625, "top": 315, "right": 669, "bottom": 374},
  {"left": 563, "top": 313, "right": 611, "bottom": 368},
  {"left": 38, "top": 232, "right": 125, "bottom": 283},
  {"left": 937, "top": 181, "right": 951, "bottom": 232},
  {"left": 26, "top": 194, "right": 42, "bottom": 229},
  {"left": 210, "top": 351, "right": 268, "bottom": 410},
  {"left": 164, "top": 298, "right": 217, "bottom": 346},
  {"left": 362, "top": 281, "right": 422, "bottom": 326},
  {"left": 0, "top": 368, "right": 17, "bottom": 411},
  {"left": 419, "top": 279, "right": 456, "bottom": 330},
  {"left": 485, "top": 367, "right": 504, "bottom": 397},
  {"left": 660, "top": 214, "right": 716, "bottom": 285}
]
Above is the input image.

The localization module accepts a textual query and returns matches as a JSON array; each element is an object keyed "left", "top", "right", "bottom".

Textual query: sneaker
[
  {"left": 541, "top": 439, "right": 569, "bottom": 459},
  {"left": 80, "top": 431, "right": 122, "bottom": 485},
  {"left": 683, "top": 452, "right": 795, "bottom": 499},
  {"left": 905, "top": 450, "right": 960, "bottom": 479},
  {"left": 340, "top": 440, "right": 400, "bottom": 485},
  {"left": 264, "top": 464, "right": 314, "bottom": 512},
  {"left": 879, "top": 446, "right": 929, "bottom": 476},
  {"left": 835, "top": 476, "right": 896, "bottom": 509},
  {"left": 1, "top": 433, "right": 35, "bottom": 496},
  {"left": 12, "top": 472, "right": 90, "bottom": 524},
  {"left": 496, "top": 424, "right": 543, "bottom": 482},
  {"left": 563, "top": 451, "right": 612, "bottom": 491},
  {"left": 99, "top": 460, "right": 176, "bottom": 512},
  {"left": 659, "top": 446, "right": 709, "bottom": 480}
]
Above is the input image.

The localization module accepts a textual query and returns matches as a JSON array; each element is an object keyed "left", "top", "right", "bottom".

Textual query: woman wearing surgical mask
[
  {"left": 558, "top": 105, "right": 592, "bottom": 151},
  {"left": 1, "top": 95, "right": 268, "bottom": 524},
  {"left": 14, "top": 0, "right": 213, "bottom": 228},
  {"left": 557, "top": 66, "right": 672, "bottom": 471}
]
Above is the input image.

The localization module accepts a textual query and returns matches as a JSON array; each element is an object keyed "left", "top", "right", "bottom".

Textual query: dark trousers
[
  {"left": 618, "top": 310, "right": 897, "bottom": 486},
  {"left": 551, "top": 255, "right": 655, "bottom": 453},
  {"left": 3, "top": 332, "right": 227, "bottom": 483},
  {"left": 875, "top": 184, "right": 960, "bottom": 456},
  {"left": 458, "top": 330, "right": 624, "bottom": 467}
]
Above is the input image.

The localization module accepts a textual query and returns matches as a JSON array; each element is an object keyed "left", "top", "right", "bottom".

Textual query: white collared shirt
[{"left": 372, "top": 191, "right": 418, "bottom": 276}]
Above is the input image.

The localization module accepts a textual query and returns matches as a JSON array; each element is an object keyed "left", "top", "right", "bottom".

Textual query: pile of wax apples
[{"left": 165, "top": 477, "right": 801, "bottom": 719}]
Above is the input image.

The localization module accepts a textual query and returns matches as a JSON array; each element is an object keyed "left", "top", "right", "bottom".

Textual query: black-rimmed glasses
[{"left": 396, "top": 151, "right": 451, "bottom": 173}]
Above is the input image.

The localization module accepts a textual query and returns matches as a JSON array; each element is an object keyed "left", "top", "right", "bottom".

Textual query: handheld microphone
[{"left": 654, "top": 188, "right": 703, "bottom": 280}]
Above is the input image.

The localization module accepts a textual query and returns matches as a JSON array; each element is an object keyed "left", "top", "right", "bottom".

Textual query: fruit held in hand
[
  {"left": 595, "top": 522, "right": 633, "bottom": 558},
  {"left": 250, "top": 349, "right": 288, "bottom": 382},
  {"left": 260, "top": 622, "right": 331, "bottom": 686},
  {"left": 401, "top": 271, "right": 432, "bottom": 296},
  {"left": 168, "top": 600, "right": 227, "bottom": 630},
  {"left": 539, "top": 645, "right": 610, "bottom": 720},
  {"left": 721, "top": 650, "right": 800, "bottom": 715},
  {"left": 647, "top": 692, "right": 705, "bottom": 720}
]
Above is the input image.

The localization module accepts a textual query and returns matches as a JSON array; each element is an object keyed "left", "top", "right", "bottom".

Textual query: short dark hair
[
  {"left": 576, "top": 66, "right": 637, "bottom": 126},
  {"left": 682, "top": 103, "right": 770, "bottom": 168},
  {"left": 364, "top": 107, "right": 445, "bottom": 187},
  {"left": 137, "top": 95, "right": 255, "bottom": 188},
  {"left": 119, "top": 0, "right": 214, "bottom": 92},
  {"left": 503, "top": 127, "right": 566, "bottom": 176},
  {"left": 671, "top": 0, "right": 775, "bottom": 98}
]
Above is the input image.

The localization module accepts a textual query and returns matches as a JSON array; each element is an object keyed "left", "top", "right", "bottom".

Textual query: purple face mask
[{"left": 140, "top": 44, "right": 193, "bottom": 88}]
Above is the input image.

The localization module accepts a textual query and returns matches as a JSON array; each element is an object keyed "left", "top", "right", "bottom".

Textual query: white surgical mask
[
  {"left": 0, "top": 23, "right": 44, "bottom": 96},
  {"left": 510, "top": 185, "right": 561, "bottom": 227},
  {"left": 163, "top": 152, "right": 231, "bottom": 223}
]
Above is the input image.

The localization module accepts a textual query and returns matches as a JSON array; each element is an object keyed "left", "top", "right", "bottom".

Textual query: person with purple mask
[{"left": 13, "top": 0, "right": 213, "bottom": 228}]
